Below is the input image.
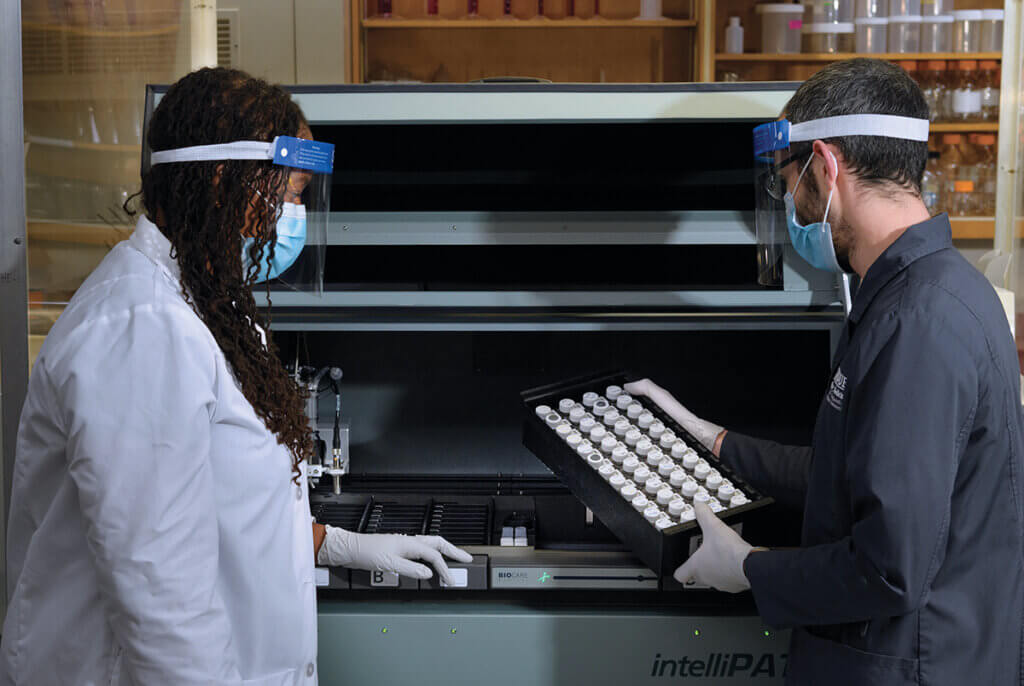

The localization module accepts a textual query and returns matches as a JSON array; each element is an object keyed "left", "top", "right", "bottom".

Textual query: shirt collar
[
  {"left": 848, "top": 213, "right": 953, "bottom": 323},
  {"left": 129, "top": 214, "right": 181, "bottom": 284}
]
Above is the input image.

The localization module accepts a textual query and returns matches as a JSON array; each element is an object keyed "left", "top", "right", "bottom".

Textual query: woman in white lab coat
[{"left": 0, "top": 67, "right": 469, "bottom": 686}]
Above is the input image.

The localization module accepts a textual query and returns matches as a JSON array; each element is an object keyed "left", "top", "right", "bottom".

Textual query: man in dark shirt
[{"left": 629, "top": 59, "right": 1024, "bottom": 685}]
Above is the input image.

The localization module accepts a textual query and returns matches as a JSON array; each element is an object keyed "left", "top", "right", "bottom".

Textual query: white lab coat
[{"left": 0, "top": 216, "right": 318, "bottom": 685}]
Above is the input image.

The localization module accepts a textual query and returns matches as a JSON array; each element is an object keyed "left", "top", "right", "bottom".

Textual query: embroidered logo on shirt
[{"left": 827, "top": 368, "right": 847, "bottom": 411}]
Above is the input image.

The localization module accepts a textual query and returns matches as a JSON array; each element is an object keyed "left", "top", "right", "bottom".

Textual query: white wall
[{"left": 217, "top": 0, "right": 348, "bottom": 85}]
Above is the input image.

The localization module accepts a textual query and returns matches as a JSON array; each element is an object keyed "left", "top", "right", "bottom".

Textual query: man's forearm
[
  {"left": 313, "top": 522, "right": 327, "bottom": 560},
  {"left": 713, "top": 430, "right": 727, "bottom": 457}
]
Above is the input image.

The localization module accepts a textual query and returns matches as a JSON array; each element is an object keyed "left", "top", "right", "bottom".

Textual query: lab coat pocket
[{"left": 788, "top": 628, "right": 919, "bottom": 686}]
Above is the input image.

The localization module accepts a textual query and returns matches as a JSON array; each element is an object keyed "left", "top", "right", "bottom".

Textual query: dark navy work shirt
[{"left": 723, "top": 214, "right": 1024, "bottom": 686}]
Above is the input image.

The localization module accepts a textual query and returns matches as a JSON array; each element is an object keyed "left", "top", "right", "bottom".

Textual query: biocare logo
[{"left": 649, "top": 653, "right": 787, "bottom": 679}]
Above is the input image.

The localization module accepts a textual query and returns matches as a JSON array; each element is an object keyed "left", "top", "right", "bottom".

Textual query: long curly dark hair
[{"left": 139, "top": 67, "right": 313, "bottom": 481}]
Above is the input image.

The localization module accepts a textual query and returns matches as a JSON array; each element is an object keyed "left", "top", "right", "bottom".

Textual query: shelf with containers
[
  {"left": 20, "top": 3, "right": 187, "bottom": 351},
  {"left": 708, "top": 1, "right": 1007, "bottom": 240},
  {"left": 350, "top": 0, "right": 704, "bottom": 82}
]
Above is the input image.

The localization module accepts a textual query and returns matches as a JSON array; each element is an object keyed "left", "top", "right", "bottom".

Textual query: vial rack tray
[{"left": 521, "top": 370, "right": 773, "bottom": 578}]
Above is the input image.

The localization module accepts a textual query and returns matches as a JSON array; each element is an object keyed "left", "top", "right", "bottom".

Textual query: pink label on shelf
[{"left": 789, "top": 19, "right": 803, "bottom": 30}]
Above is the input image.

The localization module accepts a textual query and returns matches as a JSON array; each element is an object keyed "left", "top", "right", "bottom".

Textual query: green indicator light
[
  {"left": 451, "top": 628, "right": 458, "bottom": 635},
  {"left": 538, "top": 572, "right": 552, "bottom": 584},
  {"left": 381, "top": 627, "right": 388, "bottom": 634},
  {"left": 764, "top": 631, "right": 771, "bottom": 637},
  {"left": 694, "top": 629, "right": 701, "bottom": 637}
]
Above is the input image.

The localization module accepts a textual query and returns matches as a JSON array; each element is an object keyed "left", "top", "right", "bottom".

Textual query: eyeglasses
[{"left": 759, "top": 152, "right": 807, "bottom": 201}]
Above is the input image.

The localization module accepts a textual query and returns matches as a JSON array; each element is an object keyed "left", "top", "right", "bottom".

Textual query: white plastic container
[
  {"left": 656, "top": 487, "right": 675, "bottom": 506},
  {"left": 888, "top": 15, "right": 921, "bottom": 53},
  {"left": 614, "top": 393, "right": 633, "bottom": 410},
  {"left": 648, "top": 421, "right": 666, "bottom": 440},
  {"left": 624, "top": 428, "right": 642, "bottom": 446},
  {"left": 611, "top": 445, "right": 629, "bottom": 464},
  {"left": 633, "top": 465, "right": 652, "bottom": 484},
  {"left": 535, "top": 404, "right": 552, "bottom": 418},
  {"left": 581, "top": 392, "right": 599, "bottom": 407},
  {"left": 803, "top": 22, "right": 855, "bottom": 54},
  {"left": 658, "top": 460, "right": 676, "bottom": 477},
  {"left": 803, "top": 0, "right": 838, "bottom": 23},
  {"left": 855, "top": 0, "right": 886, "bottom": 18},
  {"left": 757, "top": 4, "right": 804, "bottom": 54},
  {"left": 635, "top": 438, "right": 653, "bottom": 457},
  {"left": 981, "top": 9, "right": 1004, "bottom": 53},
  {"left": 645, "top": 450, "right": 664, "bottom": 468},
  {"left": 558, "top": 398, "right": 575, "bottom": 414},
  {"left": 659, "top": 431, "right": 677, "bottom": 449},
  {"left": 952, "top": 10, "right": 983, "bottom": 53},
  {"left": 682, "top": 452, "right": 699, "bottom": 471},
  {"left": 655, "top": 517, "right": 675, "bottom": 531},
  {"left": 605, "top": 385, "right": 623, "bottom": 400},
  {"left": 669, "top": 469, "right": 687, "bottom": 488},
  {"left": 626, "top": 403, "right": 643, "bottom": 419},
  {"left": 609, "top": 472, "right": 627, "bottom": 491},
  {"left": 632, "top": 494, "right": 649, "bottom": 512},
  {"left": 725, "top": 16, "right": 744, "bottom": 54},
  {"left": 855, "top": 17, "right": 887, "bottom": 53},
  {"left": 622, "top": 455, "right": 640, "bottom": 474},
  {"left": 681, "top": 480, "right": 698, "bottom": 500},
  {"left": 613, "top": 418, "right": 631, "bottom": 437},
  {"left": 579, "top": 416, "right": 597, "bottom": 433},
  {"left": 600, "top": 434, "right": 619, "bottom": 453},
  {"left": 592, "top": 398, "right": 610, "bottom": 416},
  {"left": 706, "top": 472, "right": 724, "bottom": 492},
  {"left": 637, "top": 412, "right": 654, "bottom": 429},
  {"left": 919, "top": 0, "right": 945, "bottom": 17},
  {"left": 920, "top": 15, "right": 952, "bottom": 53},
  {"left": 718, "top": 483, "right": 737, "bottom": 502},
  {"left": 670, "top": 441, "right": 687, "bottom": 459},
  {"left": 887, "top": 0, "right": 919, "bottom": 15},
  {"left": 645, "top": 478, "right": 664, "bottom": 496},
  {"left": 620, "top": 482, "right": 639, "bottom": 500},
  {"left": 601, "top": 408, "right": 620, "bottom": 426}
]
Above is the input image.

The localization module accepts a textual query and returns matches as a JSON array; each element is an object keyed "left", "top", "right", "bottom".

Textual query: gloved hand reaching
[
  {"left": 674, "top": 501, "right": 757, "bottom": 593},
  {"left": 317, "top": 526, "right": 473, "bottom": 586},
  {"left": 624, "top": 379, "right": 725, "bottom": 454}
]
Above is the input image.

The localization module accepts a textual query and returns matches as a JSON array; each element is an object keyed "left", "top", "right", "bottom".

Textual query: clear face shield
[
  {"left": 753, "top": 119, "right": 800, "bottom": 287},
  {"left": 752, "top": 114, "right": 930, "bottom": 286},
  {"left": 150, "top": 135, "right": 335, "bottom": 295}
]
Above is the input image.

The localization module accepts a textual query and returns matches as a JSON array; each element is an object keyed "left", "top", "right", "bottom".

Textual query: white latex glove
[
  {"left": 317, "top": 525, "right": 473, "bottom": 586},
  {"left": 624, "top": 379, "right": 724, "bottom": 453},
  {"left": 674, "top": 501, "right": 755, "bottom": 593}
]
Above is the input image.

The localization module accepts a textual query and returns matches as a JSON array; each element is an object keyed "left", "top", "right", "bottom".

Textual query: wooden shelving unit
[
  {"left": 931, "top": 122, "right": 1001, "bottom": 133},
  {"left": 363, "top": 17, "right": 697, "bottom": 28},
  {"left": 716, "top": 51, "right": 1001, "bottom": 62},
  {"left": 950, "top": 218, "right": 1024, "bottom": 240},
  {"left": 350, "top": 0, "right": 702, "bottom": 82},
  {"left": 27, "top": 220, "right": 132, "bottom": 246}
]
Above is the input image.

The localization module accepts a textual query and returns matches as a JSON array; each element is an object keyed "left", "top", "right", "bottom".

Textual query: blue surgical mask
[
  {"left": 783, "top": 152, "right": 844, "bottom": 273},
  {"left": 243, "top": 202, "right": 306, "bottom": 282}
]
